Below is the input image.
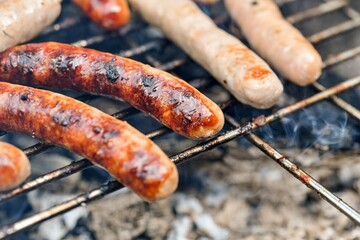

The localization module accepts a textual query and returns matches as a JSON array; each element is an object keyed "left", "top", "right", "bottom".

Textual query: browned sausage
[
  {"left": 73, "top": 0, "right": 130, "bottom": 30},
  {"left": 0, "top": 0, "right": 61, "bottom": 52},
  {"left": 128, "top": 0, "right": 284, "bottom": 109},
  {"left": 0, "top": 82, "right": 178, "bottom": 201},
  {"left": 0, "top": 42, "right": 224, "bottom": 140},
  {"left": 0, "top": 142, "right": 30, "bottom": 191},
  {"left": 225, "top": 0, "right": 322, "bottom": 86}
]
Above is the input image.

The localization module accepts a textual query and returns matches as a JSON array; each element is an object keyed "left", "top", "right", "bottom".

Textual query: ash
[{"left": 25, "top": 141, "right": 359, "bottom": 240}]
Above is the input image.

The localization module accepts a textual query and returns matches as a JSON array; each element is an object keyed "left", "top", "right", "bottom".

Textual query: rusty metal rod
[
  {"left": 275, "top": 0, "right": 295, "bottom": 6},
  {"left": 227, "top": 3, "right": 360, "bottom": 120},
  {"left": 0, "top": 127, "right": 170, "bottom": 203},
  {"left": 41, "top": 17, "right": 82, "bottom": 36},
  {"left": 312, "top": 82, "right": 360, "bottom": 121},
  {"left": 1, "top": 1, "right": 360, "bottom": 237},
  {"left": 248, "top": 133, "right": 360, "bottom": 225},
  {"left": 323, "top": 45, "right": 360, "bottom": 68},
  {"left": 1, "top": 0, "right": 359, "bottom": 202},
  {"left": 1, "top": 75, "right": 358, "bottom": 238},
  {"left": 0, "top": 121, "right": 254, "bottom": 239},
  {"left": 0, "top": 99, "right": 233, "bottom": 203},
  {"left": 264, "top": 76, "right": 360, "bottom": 124},
  {"left": 287, "top": 0, "right": 347, "bottom": 24},
  {"left": 225, "top": 114, "right": 360, "bottom": 226},
  {"left": 0, "top": 181, "right": 124, "bottom": 239},
  {"left": 309, "top": 18, "right": 360, "bottom": 44}
]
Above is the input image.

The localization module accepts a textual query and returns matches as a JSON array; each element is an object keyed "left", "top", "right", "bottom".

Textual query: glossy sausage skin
[
  {"left": 0, "top": 142, "right": 30, "bottom": 191},
  {"left": 225, "top": 0, "right": 323, "bottom": 86},
  {"left": 0, "top": 42, "right": 224, "bottom": 139},
  {"left": 73, "top": 0, "right": 130, "bottom": 30},
  {"left": 128, "top": 0, "right": 283, "bottom": 109},
  {"left": 0, "top": 82, "right": 178, "bottom": 201},
  {"left": 0, "top": 0, "right": 61, "bottom": 52}
]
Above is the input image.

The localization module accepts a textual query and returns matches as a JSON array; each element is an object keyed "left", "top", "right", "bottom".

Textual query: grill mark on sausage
[
  {"left": 0, "top": 42, "right": 224, "bottom": 139},
  {"left": 104, "top": 60, "right": 120, "bottom": 83},
  {"left": 0, "top": 82, "right": 178, "bottom": 201}
]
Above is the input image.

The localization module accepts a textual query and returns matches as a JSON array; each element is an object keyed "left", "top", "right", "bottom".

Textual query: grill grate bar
[
  {"left": 323, "top": 45, "right": 360, "bottom": 67},
  {"left": 0, "top": 121, "right": 256, "bottom": 239},
  {"left": 264, "top": 76, "right": 360, "bottom": 123},
  {"left": 0, "top": 54, "right": 359, "bottom": 203},
  {"left": 0, "top": 99, "right": 233, "bottom": 203},
  {"left": 1, "top": 75, "right": 358, "bottom": 237},
  {"left": 309, "top": 17, "right": 360, "bottom": 44},
  {"left": 286, "top": 0, "right": 347, "bottom": 24},
  {"left": 225, "top": 114, "right": 360, "bottom": 225},
  {"left": 43, "top": 0, "right": 348, "bottom": 51},
  {"left": 0, "top": 181, "right": 124, "bottom": 239},
  {"left": 0, "top": 159, "right": 93, "bottom": 203},
  {"left": 249, "top": 131, "right": 360, "bottom": 225},
  {"left": 285, "top": 1, "right": 360, "bottom": 122},
  {"left": 119, "top": 41, "right": 163, "bottom": 58},
  {"left": 41, "top": 17, "right": 82, "bottom": 36},
  {"left": 156, "top": 57, "right": 188, "bottom": 71},
  {"left": 312, "top": 82, "right": 360, "bottom": 121},
  {"left": 0, "top": 0, "right": 358, "bottom": 199},
  {"left": 72, "top": 32, "right": 121, "bottom": 47},
  {"left": 1, "top": 1, "right": 360, "bottom": 237},
  {"left": 275, "top": 0, "right": 295, "bottom": 6}
]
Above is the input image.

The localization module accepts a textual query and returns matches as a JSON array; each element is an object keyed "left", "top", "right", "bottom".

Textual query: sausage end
[
  {"left": 241, "top": 74, "right": 284, "bottom": 109},
  {"left": 0, "top": 142, "right": 31, "bottom": 191},
  {"left": 152, "top": 164, "right": 179, "bottom": 201}
]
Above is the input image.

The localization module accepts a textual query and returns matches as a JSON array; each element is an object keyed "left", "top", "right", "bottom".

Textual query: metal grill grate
[{"left": 1, "top": 0, "right": 360, "bottom": 238}]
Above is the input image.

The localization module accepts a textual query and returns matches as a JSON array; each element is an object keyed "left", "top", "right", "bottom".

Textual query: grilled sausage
[
  {"left": 0, "top": 0, "right": 61, "bottom": 52},
  {"left": 0, "top": 142, "right": 30, "bottom": 191},
  {"left": 225, "top": 0, "right": 323, "bottom": 86},
  {"left": 128, "top": 0, "right": 283, "bottom": 109},
  {"left": 73, "top": 0, "right": 130, "bottom": 30},
  {"left": 0, "top": 82, "right": 178, "bottom": 201},
  {"left": 0, "top": 42, "right": 224, "bottom": 140}
]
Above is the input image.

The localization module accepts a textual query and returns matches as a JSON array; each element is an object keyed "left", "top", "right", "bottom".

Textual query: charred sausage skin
[
  {"left": 73, "top": 0, "right": 130, "bottom": 30},
  {"left": 0, "top": 42, "right": 224, "bottom": 140},
  {"left": 0, "top": 82, "right": 178, "bottom": 201},
  {"left": 0, "top": 142, "right": 30, "bottom": 191}
]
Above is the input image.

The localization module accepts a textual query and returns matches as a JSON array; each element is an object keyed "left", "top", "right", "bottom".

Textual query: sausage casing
[
  {"left": 128, "top": 0, "right": 284, "bottom": 109},
  {"left": 0, "top": 0, "right": 61, "bottom": 52},
  {"left": 73, "top": 0, "right": 130, "bottom": 30},
  {"left": 0, "top": 42, "right": 224, "bottom": 139},
  {"left": 0, "top": 82, "right": 178, "bottom": 201},
  {"left": 0, "top": 142, "right": 30, "bottom": 191},
  {"left": 225, "top": 0, "right": 323, "bottom": 86}
]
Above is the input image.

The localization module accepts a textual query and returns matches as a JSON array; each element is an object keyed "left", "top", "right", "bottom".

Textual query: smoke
[
  {"left": 295, "top": 105, "right": 352, "bottom": 149},
  {"left": 232, "top": 98, "right": 358, "bottom": 150}
]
